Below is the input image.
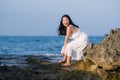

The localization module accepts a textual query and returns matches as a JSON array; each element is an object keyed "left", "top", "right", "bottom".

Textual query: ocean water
[{"left": 0, "top": 36, "right": 104, "bottom": 66}]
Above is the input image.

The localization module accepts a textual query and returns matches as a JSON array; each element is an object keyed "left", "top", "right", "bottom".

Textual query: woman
[{"left": 58, "top": 14, "right": 88, "bottom": 66}]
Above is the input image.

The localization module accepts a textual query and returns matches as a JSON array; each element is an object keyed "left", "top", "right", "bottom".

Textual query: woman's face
[{"left": 62, "top": 17, "right": 70, "bottom": 27}]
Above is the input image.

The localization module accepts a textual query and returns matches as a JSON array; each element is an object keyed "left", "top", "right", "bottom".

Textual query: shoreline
[
  {"left": 0, "top": 55, "right": 61, "bottom": 67},
  {"left": 0, "top": 56, "right": 119, "bottom": 80},
  {"left": 0, "top": 56, "right": 102, "bottom": 80}
]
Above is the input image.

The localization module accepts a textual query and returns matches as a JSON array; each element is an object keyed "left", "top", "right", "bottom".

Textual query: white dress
[{"left": 61, "top": 27, "right": 88, "bottom": 60}]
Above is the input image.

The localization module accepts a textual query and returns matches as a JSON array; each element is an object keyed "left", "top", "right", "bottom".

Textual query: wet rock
[
  {"left": 83, "top": 28, "right": 120, "bottom": 70},
  {"left": 0, "top": 60, "right": 102, "bottom": 80},
  {"left": 26, "top": 56, "right": 50, "bottom": 65}
]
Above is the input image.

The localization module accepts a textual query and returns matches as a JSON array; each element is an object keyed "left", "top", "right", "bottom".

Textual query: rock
[
  {"left": 83, "top": 28, "right": 120, "bottom": 70},
  {"left": 26, "top": 57, "right": 50, "bottom": 65},
  {"left": 0, "top": 60, "right": 102, "bottom": 80}
]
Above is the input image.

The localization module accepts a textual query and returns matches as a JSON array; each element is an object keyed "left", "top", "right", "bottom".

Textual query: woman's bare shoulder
[
  {"left": 69, "top": 25, "right": 78, "bottom": 30},
  {"left": 68, "top": 25, "right": 74, "bottom": 29},
  {"left": 69, "top": 24, "right": 74, "bottom": 27},
  {"left": 69, "top": 25, "right": 79, "bottom": 33}
]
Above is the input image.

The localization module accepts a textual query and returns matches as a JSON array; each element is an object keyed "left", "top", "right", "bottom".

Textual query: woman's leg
[
  {"left": 58, "top": 55, "right": 67, "bottom": 63},
  {"left": 62, "top": 56, "right": 71, "bottom": 66}
]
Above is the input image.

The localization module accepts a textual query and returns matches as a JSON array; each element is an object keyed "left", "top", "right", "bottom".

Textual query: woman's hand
[
  {"left": 61, "top": 52, "right": 64, "bottom": 56},
  {"left": 61, "top": 51, "right": 64, "bottom": 56},
  {"left": 61, "top": 47, "right": 65, "bottom": 56}
]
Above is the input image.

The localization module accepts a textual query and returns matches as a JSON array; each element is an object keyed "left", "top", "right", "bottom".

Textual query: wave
[
  {"left": 0, "top": 53, "right": 61, "bottom": 57},
  {"left": 0, "top": 53, "right": 62, "bottom": 66}
]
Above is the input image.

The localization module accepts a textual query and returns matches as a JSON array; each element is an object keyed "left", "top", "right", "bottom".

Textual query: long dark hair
[{"left": 58, "top": 14, "right": 79, "bottom": 36}]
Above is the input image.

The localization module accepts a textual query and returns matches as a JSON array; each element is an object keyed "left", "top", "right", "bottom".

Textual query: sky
[{"left": 0, "top": 0, "right": 120, "bottom": 36}]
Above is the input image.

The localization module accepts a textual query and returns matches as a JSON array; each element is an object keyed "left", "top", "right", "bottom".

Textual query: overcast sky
[{"left": 0, "top": 0, "right": 120, "bottom": 36}]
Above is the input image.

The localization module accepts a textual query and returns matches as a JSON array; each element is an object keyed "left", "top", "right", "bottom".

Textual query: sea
[{"left": 0, "top": 36, "right": 104, "bottom": 66}]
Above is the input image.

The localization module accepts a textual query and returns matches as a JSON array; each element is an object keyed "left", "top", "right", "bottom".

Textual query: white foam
[{"left": 0, "top": 52, "right": 61, "bottom": 57}]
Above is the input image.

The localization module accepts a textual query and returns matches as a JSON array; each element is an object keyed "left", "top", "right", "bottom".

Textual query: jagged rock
[{"left": 83, "top": 28, "right": 120, "bottom": 70}]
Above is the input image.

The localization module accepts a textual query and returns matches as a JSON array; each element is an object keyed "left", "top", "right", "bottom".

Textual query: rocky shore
[
  {"left": 0, "top": 57, "right": 102, "bottom": 80},
  {"left": 82, "top": 28, "right": 120, "bottom": 80},
  {"left": 0, "top": 28, "right": 120, "bottom": 80}
]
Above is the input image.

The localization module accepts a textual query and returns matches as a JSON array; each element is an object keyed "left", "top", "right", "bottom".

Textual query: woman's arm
[{"left": 61, "top": 26, "right": 72, "bottom": 55}]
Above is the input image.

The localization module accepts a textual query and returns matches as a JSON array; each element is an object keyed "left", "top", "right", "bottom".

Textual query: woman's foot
[
  {"left": 61, "top": 63, "right": 71, "bottom": 67},
  {"left": 58, "top": 60, "right": 65, "bottom": 64}
]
